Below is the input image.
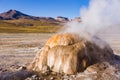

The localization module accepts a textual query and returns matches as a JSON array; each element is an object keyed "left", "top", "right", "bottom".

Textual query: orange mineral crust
[{"left": 28, "top": 33, "right": 114, "bottom": 74}]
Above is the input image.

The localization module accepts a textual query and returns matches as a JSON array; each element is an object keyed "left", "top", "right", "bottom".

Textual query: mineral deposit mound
[{"left": 28, "top": 33, "right": 115, "bottom": 74}]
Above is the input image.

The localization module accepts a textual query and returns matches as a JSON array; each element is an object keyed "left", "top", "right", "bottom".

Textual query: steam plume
[{"left": 64, "top": 0, "right": 120, "bottom": 48}]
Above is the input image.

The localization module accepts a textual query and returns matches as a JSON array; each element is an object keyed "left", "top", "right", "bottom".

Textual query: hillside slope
[
  {"left": 0, "top": 10, "right": 64, "bottom": 33},
  {"left": 0, "top": 19, "right": 63, "bottom": 33}
]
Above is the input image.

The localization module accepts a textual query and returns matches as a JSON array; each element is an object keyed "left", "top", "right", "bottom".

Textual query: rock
[
  {"left": 55, "top": 16, "right": 69, "bottom": 22},
  {"left": 0, "top": 70, "right": 34, "bottom": 80},
  {"left": 51, "top": 72, "right": 57, "bottom": 76},
  {"left": 25, "top": 74, "right": 40, "bottom": 80},
  {"left": 25, "top": 77, "right": 32, "bottom": 80},
  {"left": 0, "top": 16, "right": 3, "bottom": 20},
  {"left": 85, "top": 66, "right": 98, "bottom": 74},
  {"left": 71, "top": 17, "right": 81, "bottom": 22},
  {"left": 28, "top": 33, "right": 115, "bottom": 74},
  {"left": 2, "top": 69, "right": 7, "bottom": 72},
  {"left": 0, "top": 68, "right": 2, "bottom": 71},
  {"left": 18, "top": 66, "right": 26, "bottom": 71},
  {"left": 63, "top": 75, "right": 69, "bottom": 80},
  {"left": 70, "top": 75, "right": 76, "bottom": 78},
  {"left": 50, "top": 77, "right": 55, "bottom": 80},
  {"left": 32, "top": 75, "right": 37, "bottom": 78},
  {"left": 63, "top": 79, "right": 69, "bottom": 80}
]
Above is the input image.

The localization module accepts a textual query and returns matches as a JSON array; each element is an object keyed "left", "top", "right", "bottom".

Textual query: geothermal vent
[{"left": 28, "top": 33, "right": 115, "bottom": 74}]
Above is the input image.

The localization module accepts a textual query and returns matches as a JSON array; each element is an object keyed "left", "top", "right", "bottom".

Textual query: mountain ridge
[{"left": 0, "top": 9, "right": 69, "bottom": 22}]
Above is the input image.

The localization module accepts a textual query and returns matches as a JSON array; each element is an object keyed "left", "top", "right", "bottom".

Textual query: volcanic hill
[{"left": 0, "top": 9, "right": 66, "bottom": 33}]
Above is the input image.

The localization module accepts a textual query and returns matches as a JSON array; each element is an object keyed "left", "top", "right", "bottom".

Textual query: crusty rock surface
[{"left": 28, "top": 33, "right": 115, "bottom": 74}]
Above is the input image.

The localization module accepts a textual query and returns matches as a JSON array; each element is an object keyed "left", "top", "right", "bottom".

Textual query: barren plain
[
  {"left": 0, "top": 33, "right": 53, "bottom": 69},
  {"left": 0, "top": 33, "right": 120, "bottom": 80},
  {"left": 0, "top": 33, "right": 120, "bottom": 69}
]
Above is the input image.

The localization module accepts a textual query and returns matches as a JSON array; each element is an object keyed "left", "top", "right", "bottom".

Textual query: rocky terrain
[
  {"left": 0, "top": 10, "right": 120, "bottom": 80},
  {"left": 0, "top": 33, "right": 120, "bottom": 80}
]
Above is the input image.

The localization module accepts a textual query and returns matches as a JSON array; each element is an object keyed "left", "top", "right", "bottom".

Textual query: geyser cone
[{"left": 28, "top": 33, "right": 114, "bottom": 74}]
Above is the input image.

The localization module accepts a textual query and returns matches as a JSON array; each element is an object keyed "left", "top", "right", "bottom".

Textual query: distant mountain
[
  {"left": 0, "top": 10, "right": 82, "bottom": 33},
  {"left": 0, "top": 9, "right": 69, "bottom": 22},
  {"left": 38, "top": 17, "right": 57, "bottom": 22},
  {"left": 0, "top": 10, "right": 55, "bottom": 22},
  {"left": 0, "top": 10, "right": 68, "bottom": 33},
  {"left": 0, "top": 9, "right": 83, "bottom": 22},
  {"left": 55, "top": 16, "right": 69, "bottom": 22},
  {"left": 0, "top": 16, "right": 3, "bottom": 20},
  {"left": 71, "top": 17, "right": 81, "bottom": 22},
  {"left": 0, "top": 9, "right": 37, "bottom": 20}
]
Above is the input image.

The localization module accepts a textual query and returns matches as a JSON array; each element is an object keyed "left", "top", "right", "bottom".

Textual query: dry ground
[
  {"left": 99, "top": 33, "right": 120, "bottom": 55},
  {"left": 0, "top": 33, "right": 53, "bottom": 68},
  {"left": 0, "top": 33, "right": 120, "bottom": 68},
  {"left": 0, "top": 33, "right": 120, "bottom": 80},
  {"left": 0, "top": 33, "right": 120, "bottom": 66}
]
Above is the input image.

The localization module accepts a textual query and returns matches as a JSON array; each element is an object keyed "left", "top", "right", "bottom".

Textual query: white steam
[{"left": 64, "top": 0, "right": 120, "bottom": 49}]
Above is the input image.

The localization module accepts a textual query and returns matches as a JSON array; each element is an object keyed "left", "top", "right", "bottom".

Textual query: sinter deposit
[{"left": 28, "top": 33, "right": 115, "bottom": 74}]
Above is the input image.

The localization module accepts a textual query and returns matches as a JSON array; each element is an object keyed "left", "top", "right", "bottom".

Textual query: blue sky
[{"left": 0, "top": 0, "right": 89, "bottom": 18}]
